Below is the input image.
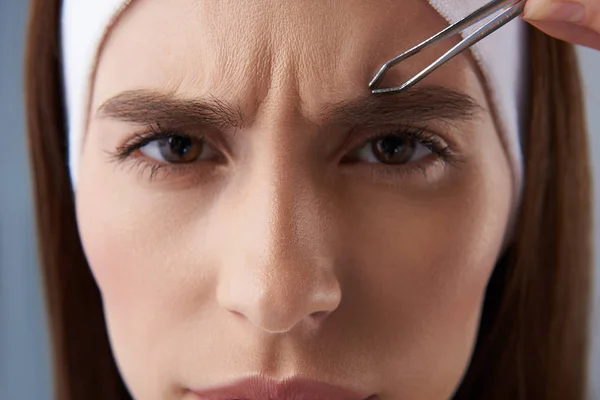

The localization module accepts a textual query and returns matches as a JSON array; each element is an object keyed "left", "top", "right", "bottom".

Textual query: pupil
[
  {"left": 373, "top": 136, "right": 415, "bottom": 164},
  {"left": 168, "top": 136, "right": 192, "bottom": 156},
  {"left": 380, "top": 137, "right": 405, "bottom": 155},
  {"left": 157, "top": 135, "right": 201, "bottom": 163}
]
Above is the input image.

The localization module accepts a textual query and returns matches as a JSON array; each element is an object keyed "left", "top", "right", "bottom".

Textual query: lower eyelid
[
  {"left": 336, "top": 162, "right": 432, "bottom": 190},
  {"left": 124, "top": 156, "right": 225, "bottom": 186}
]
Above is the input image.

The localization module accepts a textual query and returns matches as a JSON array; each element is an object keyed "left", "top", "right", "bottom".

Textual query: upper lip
[{"left": 189, "top": 376, "right": 373, "bottom": 400}]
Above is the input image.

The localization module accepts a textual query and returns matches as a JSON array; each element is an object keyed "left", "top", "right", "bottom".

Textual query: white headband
[{"left": 62, "top": 0, "right": 528, "bottom": 201}]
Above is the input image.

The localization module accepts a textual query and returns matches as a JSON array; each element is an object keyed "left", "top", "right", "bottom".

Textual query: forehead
[{"left": 91, "top": 0, "right": 485, "bottom": 116}]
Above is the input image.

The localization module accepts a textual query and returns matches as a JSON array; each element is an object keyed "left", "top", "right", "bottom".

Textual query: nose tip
[{"left": 217, "top": 266, "right": 342, "bottom": 333}]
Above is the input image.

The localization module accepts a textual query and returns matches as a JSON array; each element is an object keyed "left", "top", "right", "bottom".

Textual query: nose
[{"left": 215, "top": 167, "right": 342, "bottom": 334}]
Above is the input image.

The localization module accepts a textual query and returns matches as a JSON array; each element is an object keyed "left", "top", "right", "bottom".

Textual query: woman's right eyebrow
[
  {"left": 96, "top": 90, "right": 245, "bottom": 130},
  {"left": 96, "top": 86, "right": 483, "bottom": 129}
]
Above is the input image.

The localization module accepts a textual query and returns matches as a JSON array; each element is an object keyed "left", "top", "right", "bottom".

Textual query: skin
[
  {"left": 75, "top": 0, "right": 514, "bottom": 399},
  {"left": 524, "top": 0, "right": 600, "bottom": 50}
]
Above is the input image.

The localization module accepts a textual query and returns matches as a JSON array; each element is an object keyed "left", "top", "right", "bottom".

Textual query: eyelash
[
  {"left": 111, "top": 124, "right": 194, "bottom": 161},
  {"left": 361, "top": 126, "right": 451, "bottom": 159},
  {"left": 108, "top": 124, "right": 208, "bottom": 181},
  {"left": 342, "top": 125, "right": 455, "bottom": 180},
  {"left": 108, "top": 124, "right": 456, "bottom": 181}
]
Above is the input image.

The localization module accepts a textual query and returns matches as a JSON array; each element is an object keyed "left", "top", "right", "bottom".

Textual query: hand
[{"left": 523, "top": 0, "right": 600, "bottom": 49}]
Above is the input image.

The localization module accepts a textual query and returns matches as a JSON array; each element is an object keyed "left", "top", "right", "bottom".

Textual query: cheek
[
  {"left": 75, "top": 114, "right": 512, "bottom": 400},
  {"left": 75, "top": 146, "right": 214, "bottom": 398},
  {"left": 342, "top": 160, "right": 511, "bottom": 396}
]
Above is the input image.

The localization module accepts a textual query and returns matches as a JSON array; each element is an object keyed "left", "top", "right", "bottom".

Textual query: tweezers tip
[
  {"left": 371, "top": 87, "right": 396, "bottom": 95},
  {"left": 369, "top": 64, "right": 391, "bottom": 89},
  {"left": 368, "top": 76, "right": 380, "bottom": 89},
  {"left": 372, "top": 81, "right": 412, "bottom": 94}
]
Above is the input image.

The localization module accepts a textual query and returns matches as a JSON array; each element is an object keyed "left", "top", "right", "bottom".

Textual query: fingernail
[{"left": 524, "top": 1, "right": 585, "bottom": 22}]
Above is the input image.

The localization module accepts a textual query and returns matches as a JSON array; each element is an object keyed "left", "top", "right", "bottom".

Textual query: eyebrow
[
  {"left": 96, "top": 86, "right": 483, "bottom": 130},
  {"left": 97, "top": 90, "right": 245, "bottom": 130},
  {"left": 322, "top": 86, "right": 483, "bottom": 128}
]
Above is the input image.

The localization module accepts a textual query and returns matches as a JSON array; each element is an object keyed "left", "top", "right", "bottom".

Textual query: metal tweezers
[{"left": 369, "top": 0, "right": 526, "bottom": 94}]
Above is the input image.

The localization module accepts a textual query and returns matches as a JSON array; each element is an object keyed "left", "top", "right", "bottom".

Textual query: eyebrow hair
[
  {"left": 320, "top": 86, "right": 483, "bottom": 128},
  {"left": 96, "top": 86, "right": 483, "bottom": 130},
  {"left": 97, "top": 90, "right": 245, "bottom": 130}
]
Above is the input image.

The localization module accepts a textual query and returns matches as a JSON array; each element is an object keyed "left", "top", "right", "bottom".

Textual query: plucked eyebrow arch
[
  {"left": 96, "top": 86, "right": 483, "bottom": 130},
  {"left": 321, "top": 86, "right": 483, "bottom": 128}
]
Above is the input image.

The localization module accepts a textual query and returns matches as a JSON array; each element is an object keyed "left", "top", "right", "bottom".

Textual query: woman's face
[{"left": 76, "top": 0, "right": 513, "bottom": 399}]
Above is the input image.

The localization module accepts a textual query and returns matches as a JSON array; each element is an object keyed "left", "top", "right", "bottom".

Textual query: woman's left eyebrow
[{"left": 320, "top": 85, "right": 483, "bottom": 128}]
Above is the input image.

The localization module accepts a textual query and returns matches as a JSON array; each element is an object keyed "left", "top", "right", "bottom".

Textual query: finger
[
  {"left": 522, "top": 0, "right": 600, "bottom": 48},
  {"left": 524, "top": 0, "right": 587, "bottom": 23},
  {"left": 528, "top": 20, "right": 600, "bottom": 49}
]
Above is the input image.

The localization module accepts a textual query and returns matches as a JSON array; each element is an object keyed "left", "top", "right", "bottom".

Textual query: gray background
[{"left": 0, "top": 1, "right": 598, "bottom": 399}]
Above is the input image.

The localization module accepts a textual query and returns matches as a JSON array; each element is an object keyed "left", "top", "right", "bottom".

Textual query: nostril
[
  {"left": 310, "top": 310, "right": 330, "bottom": 323},
  {"left": 229, "top": 309, "right": 247, "bottom": 320}
]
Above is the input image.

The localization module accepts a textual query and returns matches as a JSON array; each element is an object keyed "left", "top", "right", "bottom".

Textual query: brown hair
[{"left": 24, "top": 0, "right": 592, "bottom": 399}]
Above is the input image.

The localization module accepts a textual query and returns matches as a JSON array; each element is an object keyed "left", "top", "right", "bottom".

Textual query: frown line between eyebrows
[{"left": 96, "top": 86, "right": 483, "bottom": 131}]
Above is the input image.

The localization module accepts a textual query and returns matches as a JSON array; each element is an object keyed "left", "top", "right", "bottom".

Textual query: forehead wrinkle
[
  {"left": 196, "top": 0, "right": 354, "bottom": 112},
  {"left": 254, "top": 8, "right": 365, "bottom": 125},
  {"left": 94, "top": 0, "right": 485, "bottom": 134},
  {"left": 193, "top": 1, "right": 279, "bottom": 120}
]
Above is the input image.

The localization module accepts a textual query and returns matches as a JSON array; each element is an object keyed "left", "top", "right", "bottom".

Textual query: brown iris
[
  {"left": 372, "top": 136, "right": 417, "bottom": 164},
  {"left": 157, "top": 136, "right": 203, "bottom": 163}
]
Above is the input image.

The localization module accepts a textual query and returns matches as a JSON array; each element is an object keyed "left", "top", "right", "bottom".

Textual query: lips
[{"left": 189, "top": 376, "right": 374, "bottom": 400}]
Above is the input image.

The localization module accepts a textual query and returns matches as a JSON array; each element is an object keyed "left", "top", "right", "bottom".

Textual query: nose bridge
[{"left": 216, "top": 145, "right": 342, "bottom": 334}]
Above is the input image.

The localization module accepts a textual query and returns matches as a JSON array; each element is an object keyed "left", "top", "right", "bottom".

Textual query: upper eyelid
[
  {"left": 108, "top": 125, "right": 457, "bottom": 182},
  {"left": 125, "top": 124, "right": 232, "bottom": 156},
  {"left": 117, "top": 119, "right": 458, "bottom": 165},
  {"left": 345, "top": 124, "right": 448, "bottom": 149}
]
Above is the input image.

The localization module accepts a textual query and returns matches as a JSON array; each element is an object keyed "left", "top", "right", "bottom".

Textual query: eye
[
  {"left": 140, "top": 135, "right": 218, "bottom": 163},
  {"left": 350, "top": 133, "right": 433, "bottom": 165}
]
